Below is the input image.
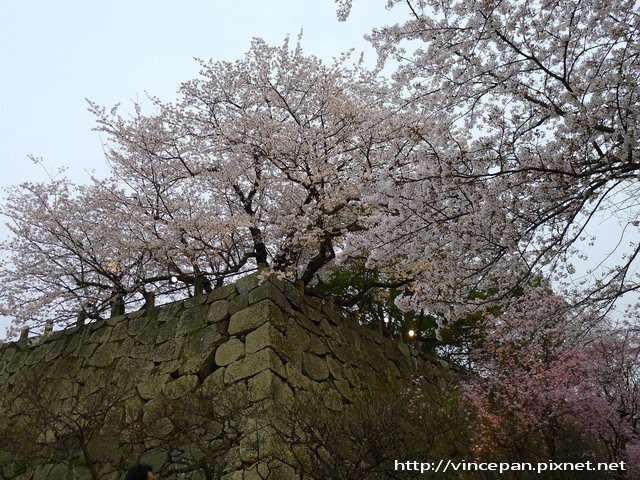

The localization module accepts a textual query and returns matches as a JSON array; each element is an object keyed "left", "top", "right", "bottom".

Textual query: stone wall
[{"left": 0, "top": 274, "right": 454, "bottom": 480}]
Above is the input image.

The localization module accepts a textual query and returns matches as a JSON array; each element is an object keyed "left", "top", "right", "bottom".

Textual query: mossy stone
[
  {"left": 215, "top": 338, "right": 245, "bottom": 366},
  {"left": 228, "top": 300, "right": 284, "bottom": 336}
]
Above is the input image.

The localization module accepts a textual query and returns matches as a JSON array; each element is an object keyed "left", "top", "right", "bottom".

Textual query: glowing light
[
  {"left": 170, "top": 275, "right": 179, "bottom": 284},
  {"left": 408, "top": 329, "right": 415, "bottom": 338}
]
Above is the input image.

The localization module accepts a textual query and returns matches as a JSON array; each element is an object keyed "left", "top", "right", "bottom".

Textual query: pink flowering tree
[
  {"left": 1, "top": 37, "right": 409, "bottom": 336},
  {"left": 465, "top": 285, "right": 640, "bottom": 468}
]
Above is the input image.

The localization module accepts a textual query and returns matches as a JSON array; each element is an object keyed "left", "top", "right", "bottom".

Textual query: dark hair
[{"left": 125, "top": 464, "right": 153, "bottom": 480}]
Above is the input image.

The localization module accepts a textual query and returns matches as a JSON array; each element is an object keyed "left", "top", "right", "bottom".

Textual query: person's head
[{"left": 125, "top": 464, "right": 154, "bottom": 480}]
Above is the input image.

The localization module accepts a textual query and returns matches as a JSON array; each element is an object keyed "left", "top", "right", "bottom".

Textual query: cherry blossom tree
[
  {"left": 338, "top": 0, "right": 640, "bottom": 319},
  {"left": 1, "top": 37, "right": 407, "bottom": 335},
  {"left": 1, "top": 178, "right": 164, "bottom": 333},
  {"left": 465, "top": 285, "right": 640, "bottom": 468}
]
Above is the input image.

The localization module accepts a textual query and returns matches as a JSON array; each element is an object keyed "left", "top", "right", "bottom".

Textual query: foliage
[
  {"left": 316, "top": 263, "right": 502, "bottom": 365},
  {"left": 270, "top": 379, "right": 474, "bottom": 480},
  {"left": 0, "top": 367, "right": 255, "bottom": 480},
  {"left": 0, "top": 363, "right": 473, "bottom": 480},
  {"left": 0, "top": 368, "right": 131, "bottom": 480},
  {"left": 121, "top": 383, "right": 258, "bottom": 480}
]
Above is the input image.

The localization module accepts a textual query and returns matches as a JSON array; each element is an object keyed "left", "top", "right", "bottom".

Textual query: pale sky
[{"left": 0, "top": 0, "right": 407, "bottom": 338}]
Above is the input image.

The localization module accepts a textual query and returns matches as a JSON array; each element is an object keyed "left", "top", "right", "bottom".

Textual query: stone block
[
  {"left": 176, "top": 304, "right": 209, "bottom": 335},
  {"left": 228, "top": 292, "right": 249, "bottom": 314},
  {"left": 33, "top": 464, "right": 53, "bottom": 480},
  {"left": 43, "top": 338, "right": 66, "bottom": 362},
  {"left": 302, "top": 353, "right": 329, "bottom": 381},
  {"left": 179, "top": 327, "right": 221, "bottom": 375},
  {"left": 308, "top": 335, "right": 327, "bottom": 355},
  {"left": 162, "top": 374, "right": 198, "bottom": 399},
  {"left": 224, "top": 348, "right": 284, "bottom": 384},
  {"left": 245, "top": 460, "right": 296, "bottom": 480},
  {"left": 49, "top": 357, "right": 82, "bottom": 381},
  {"left": 75, "top": 342, "right": 98, "bottom": 359},
  {"left": 284, "top": 363, "right": 313, "bottom": 390},
  {"left": 342, "top": 364, "right": 361, "bottom": 388},
  {"left": 304, "top": 295, "right": 323, "bottom": 311},
  {"left": 129, "top": 342, "right": 153, "bottom": 360},
  {"left": 127, "top": 310, "right": 146, "bottom": 321},
  {"left": 74, "top": 467, "right": 94, "bottom": 480},
  {"left": 301, "top": 303, "right": 323, "bottom": 323},
  {"left": 384, "top": 340, "right": 398, "bottom": 360},
  {"left": 155, "top": 319, "right": 177, "bottom": 344},
  {"left": 326, "top": 355, "right": 343, "bottom": 380},
  {"left": 150, "top": 341, "right": 180, "bottom": 363},
  {"left": 157, "top": 302, "right": 184, "bottom": 323},
  {"left": 334, "top": 379, "right": 356, "bottom": 402},
  {"left": 181, "top": 324, "right": 221, "bottom": 358},
  {"left": 5, "top": 348, "right": 27, "bottom": 373},
  {"left": 46, "top": 464, "right": 69, "bottom": 480},
  {"left": 96, "top": 470, "right": 119, "bottom": 480},
  {"left": 320, "top": 318, "right": 342, "bottom": 342},
  {"left": 386, "top": 360, "right": 402, "bottom": 378},
  {"left": 207, "top": 283, "right": 237, "bottom": 302},
  {"left": 249, "top": 282, "right": 292, "bottom": 313},
  {"left": 215, "top": 338, "right": 245, "bottom": 366},
  {"left": 85, "top": 435, "right": 121, "bottom": 464},
  {"left": 283, "top": 280, "right": 302, "bottom": 308},
  {"left": 25, "top": 343, "right": 54, "bottom": 365},
  {"left": 235, "top": 273, "right": 259, "bottom": 295},
  {"left": 88, "top": 342, "right": 117, "bottom": 368},
  {"left": 287, "top": 322, "right": 310, "bottom": 351},
  {"left": 418, "top": 361, "right": 436, "bottom": 381},
  {"left": 62, "top": 333, "right": 82, "bottom": 356},
  {"left": 207, "top": 299, "right": 230, "bottom": 323},
  {"left": 248, "top": 369, "right": 275, "bottom": 401},
  {"left": 273, "top": 461, "right": 298, "bottom": 480},
  {"left": 137, "top": 374, "right": 171, "bottom": 400},
  {"left": 202, "top": 367, "right": 225, "bottom": 395},
  {"left": 128, "top": 315, "right": 152, "bottom": 337},
  {"left": 363, "top": 341, "right": 388, "bottom": 373},
  {"left": 115, "top": 357, "right": 155, "bottom": 377},
  {"left": 328, "top": 339, "right": 357, "bottom": 366},
  {"left": 239, "top": 420, "right": 277, "bottom": 463},
  {"left": 221, "top": 471, "right": 243, "bottom": 480},
  {"left": 245, "top": 322, "right": 279, "bottom": 355},
  {"left": 183, "top": 293, "right": 209, "bottom": 308},
  {"left": 397, "top": 342, "right": 411, "bottom": 357},
  {"left": 228, "top": 300, "right": 284, "bottom": 336},
  {"left": 140, "top": 448, "right": 169, "bottom": 472},
  {"left": 294, "top": 311, "right": 321, "bottom": 335},
  {"left": 115, "top": 336, "right": 135, "bottom": 358},
  {"left": 109, "top": 320, "right": 130, "bottom": 341},
  {"left": 136, "top": 320, "right": 160, "bottom": 345},
  {"left": 88, "top": 323, "right": 114, "bottom": 344},
  {"left": 322, "top": 386, "right": 344, "bottom": 411}
]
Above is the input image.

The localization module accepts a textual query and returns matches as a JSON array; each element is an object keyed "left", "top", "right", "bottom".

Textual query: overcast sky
[
  {"left": 0, "top": 1, "right": 403, "bottom": 187},
  {"left": 0, "top": 0, "right": 409, "bottom": 338}
]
